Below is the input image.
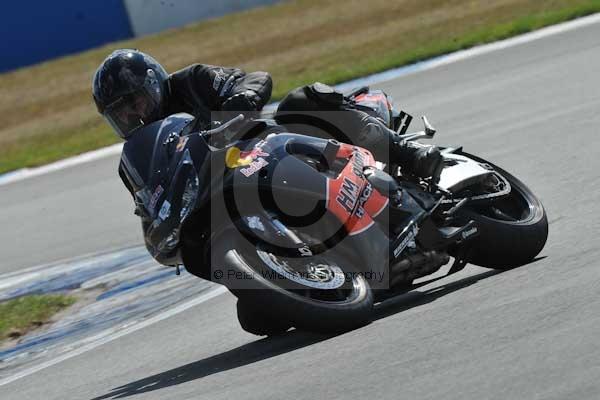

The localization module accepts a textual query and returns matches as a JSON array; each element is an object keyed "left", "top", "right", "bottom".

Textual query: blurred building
[{"left": 0, "top": 0, "right": 282, "bottom": 72}]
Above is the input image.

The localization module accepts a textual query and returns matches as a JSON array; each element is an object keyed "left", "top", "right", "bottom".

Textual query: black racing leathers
[
  {"left": 166, "top": 64, "right": 273, "bottom": 125},
  {"left": 275, "top": 84, "right": 444, "bottom": 179}
]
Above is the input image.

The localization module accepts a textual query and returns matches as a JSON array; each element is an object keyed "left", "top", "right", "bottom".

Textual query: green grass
[
  {"left": 267, "top": 3, "right": 600, "bottom": 96},
  {"left": 1, "top": 121, "right": 115, "bottom": 173},
  {"left": 0, "top": 295, "right": 76, "bottom": 341},
  {"left": 1, "top": 0, "right": 600, "bottom": 174}
]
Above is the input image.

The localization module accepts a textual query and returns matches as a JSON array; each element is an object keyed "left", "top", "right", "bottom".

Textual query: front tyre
[
  {"left": 454, "top": 152, "right": 548, "bottom": 269},
  {"left": 211, "top": 229, "right": 374, "bottom": 334},
  {"left": 236, "top": 299, "right": 292, "bottom": 336}
]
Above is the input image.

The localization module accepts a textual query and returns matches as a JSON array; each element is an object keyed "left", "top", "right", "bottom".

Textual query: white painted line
[
  {"left": 0, "top": 245, "right": 137, "bottom": 281},
  {"left": 0, "top": 285, "right": 227, "bottom": 387},
  {"left": 335, "top": 12, "right": 600, "bottom": 90},
  {"left": 0, "top": 245, "right": 147, "bottom": 292},
  {"left": 0, "top": 143, "right": 123, "bottom": 187},
  {"left": 1, "top": 12, "right": 599, "bottom": 187}
]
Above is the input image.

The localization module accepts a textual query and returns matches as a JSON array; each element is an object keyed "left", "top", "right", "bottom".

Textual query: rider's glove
[{"left": 221, "top": 91, "right": 259, "bottom": 112}]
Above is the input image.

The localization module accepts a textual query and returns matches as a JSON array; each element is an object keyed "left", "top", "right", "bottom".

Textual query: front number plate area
[{"left": 438, "top": 153, "right": 493, "bottom": 193}]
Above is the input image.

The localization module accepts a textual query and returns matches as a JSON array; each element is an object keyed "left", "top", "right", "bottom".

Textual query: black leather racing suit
[
  {"left": 119, "top": 67, "right": 442, "bottom": 197},
  {"left": 165, "top": 64, "right": 273, "bottom": 124},
  {"left": 116, "top": 67, "right": 442, "bottom": 269}
]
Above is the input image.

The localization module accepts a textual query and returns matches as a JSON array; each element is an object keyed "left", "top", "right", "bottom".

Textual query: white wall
[{"left": 123, "top": 0, "right": 283, "bottom": 36}]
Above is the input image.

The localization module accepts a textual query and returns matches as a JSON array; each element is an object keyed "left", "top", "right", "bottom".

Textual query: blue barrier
[
  {"left": 0, "top": 0, "right": 132, "bottom": 72},
  {"left": 1, "top": 0, "right": 284, "bottom": 72}
]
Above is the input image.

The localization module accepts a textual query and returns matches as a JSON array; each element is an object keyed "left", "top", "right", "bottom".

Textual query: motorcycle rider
[{"left": 92, "top": 49, "right": 443, "bottom": 197}]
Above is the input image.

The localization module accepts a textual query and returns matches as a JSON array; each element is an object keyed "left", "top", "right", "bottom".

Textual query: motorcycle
[{"left": 121, "top": 87, "right": 548, "bottom": 336}]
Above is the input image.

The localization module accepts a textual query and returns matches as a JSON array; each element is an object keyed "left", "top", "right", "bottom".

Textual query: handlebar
[
  {"left": 397, "top": 116, "right": 437, "bottom": 142},
  {"left": 201, "top": 114, "right": 246, "bottom": 138}
]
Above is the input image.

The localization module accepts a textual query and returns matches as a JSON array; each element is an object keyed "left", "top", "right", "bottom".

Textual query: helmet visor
[{"left": 103, "top": 70, "right": 163, "bottom": 139}]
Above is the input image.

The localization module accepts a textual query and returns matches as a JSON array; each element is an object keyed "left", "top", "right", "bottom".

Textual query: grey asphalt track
[
  {"left": 1, "top": 17, "right": 600, "bottom": 400},
  {"left": 0, "top": 157, "right": 140, "bottom": 274}
]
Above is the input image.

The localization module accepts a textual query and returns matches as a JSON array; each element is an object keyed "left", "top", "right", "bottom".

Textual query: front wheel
[
  {"left": 211, "top": 229, "right": 374, "bottom": 334},
  {"left": 236, "top": 299, "right": 292, "bottom": 336},
  {"left": 453, "top": 152, "right": 548, "bottom": 269}
]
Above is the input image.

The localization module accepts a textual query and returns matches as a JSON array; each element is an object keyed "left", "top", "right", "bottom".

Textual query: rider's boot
[
  {"left": 393, "top": 140, "right": 444, "bottom": 180},
  {"left": 358, "top": 115, "right": 444, "bottom": 179}
]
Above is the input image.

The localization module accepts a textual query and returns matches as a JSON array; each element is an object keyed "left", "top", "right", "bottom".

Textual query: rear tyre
[{"left": 454, "top": 152, "right": 548, "bottom": 269}]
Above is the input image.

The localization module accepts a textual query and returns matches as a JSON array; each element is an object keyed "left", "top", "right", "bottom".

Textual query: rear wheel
[
  {"left": 212, "top": 229, "right": 373, "bottom": 334},
  {"left": 453, "top": 152, "right": 548, "bottom": 269}
]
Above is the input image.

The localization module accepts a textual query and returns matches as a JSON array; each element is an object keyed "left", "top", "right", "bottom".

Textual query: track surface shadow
[
  {"left": 373, "top": 269, "right": 502, "bottom": 321},
  {"left": 89, "top": 330, "right": 329, "bottom": 399},
  {"left": 91, "top": 267, "right": 509, "bottom": 399},
  {"left": 374, "top": 255, "right": 546, "bottom": 319}
]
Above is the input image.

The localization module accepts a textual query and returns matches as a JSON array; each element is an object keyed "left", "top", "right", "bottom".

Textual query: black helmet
[{"left": 93, "top": 49, "right": 169, "bottom": 139}]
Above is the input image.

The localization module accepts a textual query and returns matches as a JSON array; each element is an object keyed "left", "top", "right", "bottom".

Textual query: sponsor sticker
[
  {"left": 298, "top": 246, "right": 313, "bottom": 257},
  {"left": 336, "top": 177, "right": 360, "bottom": 213},
  {"left": 158, "top": 200, "right": 171, "bottom": 220},
  {"left": 461, "top": 227, "right": 478, "bottom": 240},
  {"left": 240, "top": 146, "right": 269, "bottom": 160},
  {"left": 175, "top": 136, "right": 189, "bottom": 152},
  {"left": 352, "top": 148, "right": 366, "bottom": 176},
  {"left": 355, "top": 183, "right": 373, "bottom": 218},
  {"left": 246, "top": 216, "right": 265, "bottom": 232},
  {"left": 393, "top": 225, "right": 419, "bottom": 258},
  {"left": 240, "top": 158, "right": 269, "bottom": 177},
  {"left": 225, "top": 142, "right": 269, "bottom": 169},
  {"left": 148, "top": 185, "right": 164, "bottom": 212}
]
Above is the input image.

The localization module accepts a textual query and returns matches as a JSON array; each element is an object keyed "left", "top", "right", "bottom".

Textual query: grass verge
[
  {"left": 1, "top": 0, "right": 599, "bottom": 174},
  {"left": 0, "top": 295, "right": 76, "bottom": 341}
]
